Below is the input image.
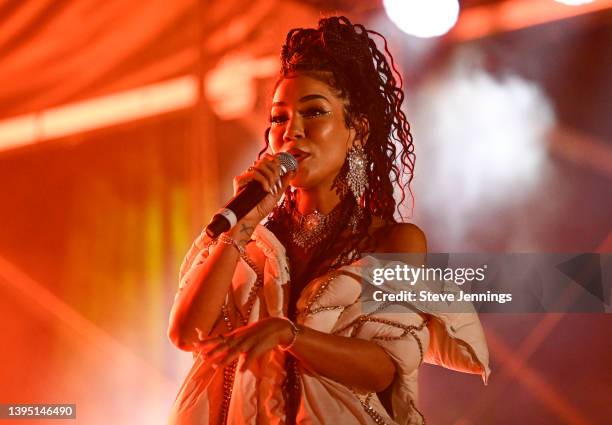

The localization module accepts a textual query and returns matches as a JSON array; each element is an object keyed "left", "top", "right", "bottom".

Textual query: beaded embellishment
[
  {"left": 348, "top": 316, "right": 429, "bottom": 425},
  {"left": 290, "top": 207, "right": 343, "bottom": 252},
  {"left": 218, "top": 252, "right": 264, "bottom": 425}
]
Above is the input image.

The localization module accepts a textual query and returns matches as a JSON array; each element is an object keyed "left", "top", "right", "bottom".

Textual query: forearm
[
  {"left": 168, "top": 222, "right": 255, "bottom": 350},
  {"left": 286, "top": 324, "right": 396, "bottom": 393}
]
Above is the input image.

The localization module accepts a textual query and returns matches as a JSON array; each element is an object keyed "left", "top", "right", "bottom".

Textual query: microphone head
[{"left": 277, "top": 151, "right": 298, "bottom": 173}]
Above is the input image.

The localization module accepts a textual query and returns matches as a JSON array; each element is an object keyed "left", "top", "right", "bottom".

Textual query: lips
[{"left": 286, "top": 148, "right": 310, "bottom": 161}]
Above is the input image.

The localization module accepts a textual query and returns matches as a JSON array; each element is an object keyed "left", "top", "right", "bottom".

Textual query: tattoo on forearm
[
  {"left": 240, "top": 223, "right": 254, "bottom": 235},
  {"left": 237, "top": 223, "right": 255, "bottom": 244}
]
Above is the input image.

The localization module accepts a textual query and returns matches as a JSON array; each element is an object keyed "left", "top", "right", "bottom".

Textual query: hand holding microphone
[{"left": 205, "top": 152, "right": 298, "bottom": 238}]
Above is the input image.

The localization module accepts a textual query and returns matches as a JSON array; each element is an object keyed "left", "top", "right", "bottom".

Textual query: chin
[
  {"left": 288, "top": 172, "right": 312, "bottom": 188},
  {"left": 289, "top": 169, "right": 338, "bottom": 191},
  {"left": 288, "top": 179, "right": 309, "bottom": 189}
]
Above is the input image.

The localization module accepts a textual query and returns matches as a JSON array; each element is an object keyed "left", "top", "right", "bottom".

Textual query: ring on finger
[{"left": 247, "top": 166, "right": 255, "bottom": 172}]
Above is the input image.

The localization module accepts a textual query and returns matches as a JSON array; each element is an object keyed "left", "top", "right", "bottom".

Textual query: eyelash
[{"left": 270, "top": 108, "right": 330, "bottom": 125}]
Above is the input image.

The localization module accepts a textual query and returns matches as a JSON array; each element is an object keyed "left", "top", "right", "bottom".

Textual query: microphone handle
[{"left": 205, "top": 180, "right": 269, "bottom": 238}]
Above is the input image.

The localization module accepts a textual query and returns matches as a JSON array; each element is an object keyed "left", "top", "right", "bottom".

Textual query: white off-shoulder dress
[{"left": 168, "top": 225, "right": 490, "bottom": 425}]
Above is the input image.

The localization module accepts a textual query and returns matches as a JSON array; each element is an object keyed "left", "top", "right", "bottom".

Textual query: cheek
[
  {"left": 311, "top": 119, "right": 339, "bottom": 140},
  {"left": 311, "top": 122, "right": 350, "bottom": 161},
  {"left": 268, "top": 127, "right": 283, "bottom": 152}
]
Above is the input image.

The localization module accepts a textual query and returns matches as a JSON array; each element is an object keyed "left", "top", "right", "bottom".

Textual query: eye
[
  {"left": 270, "top": 113, "right": 288, "bottom": 125},
  {"left": 302, "top": 108, "right": 329, "bottom": 119}
]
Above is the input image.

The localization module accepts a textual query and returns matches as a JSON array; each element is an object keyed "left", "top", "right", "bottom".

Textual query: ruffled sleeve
[
  {"left": 173, "top": 225, "right": 290, "bottom": 333},
  {"left": 170, "top": 225, "right": 291, "bottom": 424},
  {"left": 177, "top": 228, "right": 213, "bottom": 294},
  {"left": 296, "top": 270, "right": 362, "bottom": 332},
  {"left": 293, "top": 256, "right": 429, "bottom": 424},
  {"left": 225, "top": 225, "right": 291, "bottom": 424},
  {"left": 351, "top": 256, "right": 491, "bottom": 385},
  {"left": 335, "top": 257, "right": 432, "bottom": 424},
  {"left": 297, "top": 255, "right": 490, "bottom": 424},
  {"left": 334, "top": 302, "right": 430, "bottom": 425},
  {"left": 379, "top": 263, "right": 491, "bottom": 385},
  {"left": 424, "top": 312, "right": 490, "bottom": 384},
  {"left": 251, "top": 225, "right": 291, "bottom": 318}
]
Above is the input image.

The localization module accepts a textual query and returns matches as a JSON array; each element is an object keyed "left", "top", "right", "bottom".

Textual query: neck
[{"left": 295, "top": 186, "right": 340, "bottom": 215}]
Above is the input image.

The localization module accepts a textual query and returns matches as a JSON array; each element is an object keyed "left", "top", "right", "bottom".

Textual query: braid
[{"left": 263, "top": 16, "right": 415, "bottom": 268}]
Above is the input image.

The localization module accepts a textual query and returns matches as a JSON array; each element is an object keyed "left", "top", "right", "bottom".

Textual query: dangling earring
[{"left": 347, "top": 143, "right": 368, "bottom": 202}]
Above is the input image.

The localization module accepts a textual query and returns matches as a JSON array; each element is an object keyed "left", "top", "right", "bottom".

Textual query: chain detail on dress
[
  {"left": 356, "top": 392, "right": 426, "bottom": 425},
  {"left": 347, "top": 316, "right": 428, "bottom": 364},
  {"left": 353, "top": 392, "right": 390, "bottom": 425},
  {"left": 307, "top": 305, "right": 345, "bottom": 315},
  {"left": 219, "top": 251, "right": 263, "bottom": 425},
  {"left": 345, "top": 316, "right": 428, "bottom": 424},
  {"left": 295, "top": 268, "right": 429, "bottom": 423},
  {"left": 296, "top": 272, "right": 341, "bottom": 317}
]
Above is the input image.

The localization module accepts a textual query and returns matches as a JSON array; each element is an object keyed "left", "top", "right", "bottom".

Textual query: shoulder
[
  {"left": 388, "top": 223, "right": 427, "bottom": 253},
  {"left": 373, "top": 222, "right": 427, "bottom": 254}
]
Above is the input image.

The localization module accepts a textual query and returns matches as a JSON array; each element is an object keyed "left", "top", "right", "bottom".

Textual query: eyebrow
[{"left": 272, "top": 94, "right": 329, "bottom": 107}]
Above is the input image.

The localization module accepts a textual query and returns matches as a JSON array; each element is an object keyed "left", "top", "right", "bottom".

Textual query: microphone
[{"left": 205, "top": 152, "right": 298, "bottom": 238}]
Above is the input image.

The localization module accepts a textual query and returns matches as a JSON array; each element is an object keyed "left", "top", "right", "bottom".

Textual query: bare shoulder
[{"left": 375, "top": 222, "right": 427, "bottom": 254}]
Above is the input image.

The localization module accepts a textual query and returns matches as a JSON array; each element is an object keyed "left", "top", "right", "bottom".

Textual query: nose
[{"left": 283, "top": 115, "right": 305, "bottom": 143}]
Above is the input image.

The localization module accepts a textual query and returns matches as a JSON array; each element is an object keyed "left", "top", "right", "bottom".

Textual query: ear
[{"left": 349, "top": 115, "right": 370, "bottom": 149}]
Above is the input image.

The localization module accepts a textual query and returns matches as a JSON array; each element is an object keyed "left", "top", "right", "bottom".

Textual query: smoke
[{"left": 406, "top": 48, "right": 557, "bottom": 247}]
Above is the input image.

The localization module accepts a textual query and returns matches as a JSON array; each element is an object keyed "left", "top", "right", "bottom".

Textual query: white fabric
[{"left": 168, "top": 225, "right": 490, "bottom": 425}]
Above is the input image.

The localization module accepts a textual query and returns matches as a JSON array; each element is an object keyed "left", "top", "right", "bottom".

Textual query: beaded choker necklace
[{"left": 288, "top": 203, "right": 343, "bottom": 252}]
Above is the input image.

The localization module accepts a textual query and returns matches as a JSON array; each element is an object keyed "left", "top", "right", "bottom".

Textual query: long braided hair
[{"left": 263, "top": 16, "right": 415, "bottom": 282}]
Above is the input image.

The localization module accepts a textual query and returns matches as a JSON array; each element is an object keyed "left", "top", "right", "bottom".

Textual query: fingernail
[
  {"left": 270, "top": 185, "right": 277, "bottom": 195},
  {"left": 280, "top": 165, "right": 288, "bottom": 174}
]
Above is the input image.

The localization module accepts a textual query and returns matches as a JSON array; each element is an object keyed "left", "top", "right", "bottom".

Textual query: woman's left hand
[{"left": 195, "top": 317, "right": 293, "bottom": 371}]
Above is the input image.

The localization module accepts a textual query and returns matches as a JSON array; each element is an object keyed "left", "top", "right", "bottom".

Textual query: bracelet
[
  {"left": 279, "top": 318, "right": 301, "bottom": 351},
  {"left": 218, "top": 233, "right": 246, "bottom": 256}
]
